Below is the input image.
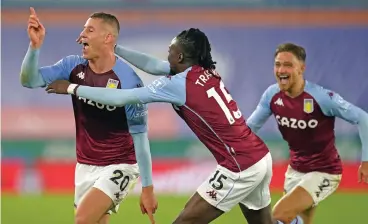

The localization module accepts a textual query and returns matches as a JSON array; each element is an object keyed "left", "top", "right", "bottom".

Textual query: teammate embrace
[{"left": 22, "top": 7, "right": 368, "bottom": 224}]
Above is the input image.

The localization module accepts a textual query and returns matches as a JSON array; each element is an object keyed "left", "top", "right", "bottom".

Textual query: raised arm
[
  {"left": 20, "top": 46, "right": 46, "bottom": 88},
  {"left": 114, "top": 45, "right": 170, "bottom": 76},
  {"left": 21, "top": 7, "right": 82, "bottom": 88},
  {"left": 21, "top": 49, "right": 84, "bottom": 88},
  {"left": 21, "top": 7, "right": 46, "bottom": 88}
]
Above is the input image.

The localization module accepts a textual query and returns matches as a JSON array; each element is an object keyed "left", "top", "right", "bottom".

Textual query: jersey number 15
[{"left": 207, "top": 81, "right": 242, "bottom": 125}]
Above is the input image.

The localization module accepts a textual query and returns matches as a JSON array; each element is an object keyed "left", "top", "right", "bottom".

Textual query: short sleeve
[{"left": 39, "top": 55, "right": 85, "bottom": 85}]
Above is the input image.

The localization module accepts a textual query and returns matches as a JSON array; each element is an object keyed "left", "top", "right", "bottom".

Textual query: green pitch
[{"left": 2, "top": 192, "right": 367, "bottom": 224}]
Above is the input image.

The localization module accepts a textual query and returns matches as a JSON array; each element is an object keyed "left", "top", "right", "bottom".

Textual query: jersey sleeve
[
  {"left": 113, "top": 59, "right": 164, "bottom": 134},
  {"left": 39, "top": 55, "right": 85, "bottom": 85},
  {"left": 126, "top": 103, "right": 148, "bottom": 134},
  {"left": 75, "top": 73, "right": 186, "bottom": 108},
  {"left": 131, "top": 132, "right": 153, "bottom": 187},
  {"left": 125, "top": 82, "right": 149, "bottom": 134},
  {"left": 312, "top": 87, "right": 368, "bottom": 161},
  {"left": 135, "top": 74, "right": 186, "bottom": 106},
  {"left": 114, "top": 45, "right": 170, "bottom": 76},
  {"left": 313, "top": 88, "right": 361, "bottom": 124},
  {"left": 247, "top": 84, "right": 278, "bottom": 133}
]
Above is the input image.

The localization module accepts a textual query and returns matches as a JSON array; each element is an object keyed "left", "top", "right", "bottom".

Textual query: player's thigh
[
  {"left": 75, "top": 187, "right": 114, "bottom": 224},
  {"left": 272, "top": 166, "right": 306, "bottom": 223},
  {"left": 273, "top": 168, "right": 341, "bottom": 221},
  {"left": 98, "top": 214, "right": 110, "bottom": 224},
  {"left": 239, "top": 153, "right": 273, "bottom": 224},
  {"left": 74, "top": 163, "right": 100, "bottom": 212},
  {"left": 297, "top": 171, "right": 340, "bottom": 223},
  {"left": 273, "top": 186, "right": 314, "bottom": 223},
  {"left": 173, "top": 192, "right": 224, "bottom": 224},
  {"left": 173, "top": 164, "right": 238, "bottom": 224},
  {"left": 74, "top": 163, "right": 115, "bottom": 223},
  {"left": 283, "top": 165, "right": 304, "bottom": 195},
  {"left": 93, "top": 163, "right": 139, "bottom": 213},
  {"left": 75, "top": 163, "right": 139, "bottom": 223},
  {"left": 299, "top": 206, "right": 316, "bottom": 224},
  {"left": 193, "top": 154, "right": 270, "bottom": 218},
  {"left": 300, "top": 171, "right": 341, "bottom": 206},
  {"left": 239, "top": 204, "right": 273, "bottom": 224}
]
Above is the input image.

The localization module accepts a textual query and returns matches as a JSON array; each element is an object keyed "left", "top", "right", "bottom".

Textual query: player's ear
[
  {"left": 104, "top": 33, "right": 114, "bottom": 44},
  {"left": 178, "top": 53, "right": 184, "bottom": 63},
  {"left": 300, "top": 62, "right": 306, "bottom": 74}
]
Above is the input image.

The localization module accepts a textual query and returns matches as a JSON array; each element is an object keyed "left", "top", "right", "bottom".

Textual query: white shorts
[
  {"left": 197, "top": 152, "right": 273, "bottom": 212},
  {"left": 284, "top": 166, "right": 342, "bottom": 206},
  {"left": 74, "top": 163, "right": 139, "bottom": 214}
]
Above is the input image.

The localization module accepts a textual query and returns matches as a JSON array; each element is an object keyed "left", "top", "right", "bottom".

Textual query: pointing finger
[
  {"left": 146, "top": 210, "right": 155, "bottom": 224},
  {"left": 30, "top": 7, "right": 37, "bottom": 16}
]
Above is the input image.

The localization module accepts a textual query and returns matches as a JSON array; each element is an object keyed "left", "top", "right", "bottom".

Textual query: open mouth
[
  {"left": 82, "top": 41, "right": 89, "bottom": 50},
  {"left": 278, "top": 75, "right": 290, "bottom": 85}
]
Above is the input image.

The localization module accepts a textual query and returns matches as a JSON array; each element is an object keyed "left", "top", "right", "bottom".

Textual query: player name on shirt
[
  {"left": 194, "top": 69, "right": 218, "bottom": 87},
  {"left": 131, "top": 65, "right": 270, "bottom": 172}
]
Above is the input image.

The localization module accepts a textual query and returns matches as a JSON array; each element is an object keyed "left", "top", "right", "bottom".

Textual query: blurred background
[{"left": 2, "top": 0, "right": 368, "bottom": 223}]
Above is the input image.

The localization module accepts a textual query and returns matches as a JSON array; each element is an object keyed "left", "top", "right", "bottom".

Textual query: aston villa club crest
[
  {"left": 106, "top": 79, "right": 119, "bottom": 89},
  {"left": 303, "top": 99, "right": 314, "bottom": 114}
]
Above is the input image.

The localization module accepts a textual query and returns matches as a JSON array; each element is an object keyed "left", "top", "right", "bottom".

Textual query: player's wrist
[
  {"left": 142, "top": 185, "right": 154, "bottom": 192},
  {"left": 30, "top": 42, "right": 41, "bottom": 50},
  {"left": 67, "top": 84, "right": 80, "bottom": 95},
  {"left": 362, "top": 155, "right": 368, "bottom": 162}
]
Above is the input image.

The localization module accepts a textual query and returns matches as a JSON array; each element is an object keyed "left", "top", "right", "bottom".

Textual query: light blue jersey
[{"left": 247, "top": 81, "right": 368, "bottom": 169}]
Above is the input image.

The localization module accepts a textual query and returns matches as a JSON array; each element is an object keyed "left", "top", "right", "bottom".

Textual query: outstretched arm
[
  {"left": 323, "top": 93, "right": 368, "bottom": 162},
  {"left": 74, "top": 85, "right": 142, "bottom": 106},
  {"left": 247, "top": 85, "right": 277, "bottom": 133},
  {"left": 58, "top": 74, "right": 187, "bottom": 107},
  {"left": 114, "top": 45, "right": 170, "bottom": 76},
  {"left": 326, "top": 94, "right": 368, "bottom": 183},
  {"left": 341, "top": 106, "right": 368, "bottom": 162}
]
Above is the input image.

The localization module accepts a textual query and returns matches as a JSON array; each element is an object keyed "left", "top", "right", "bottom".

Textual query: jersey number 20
[{"left": 207, "top": 81, "right": 242, "bottom": 124}]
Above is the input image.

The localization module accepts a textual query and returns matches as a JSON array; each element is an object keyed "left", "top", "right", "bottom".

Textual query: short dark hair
[
  {"left": 275, "top": 43, "right": 306, "bottom": 62},
  {"left": 89, "top": 12, "right": 120, "bottom": 35},
  {"left": 176, "top": 28, "right": 216, "bottom": 70}
]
